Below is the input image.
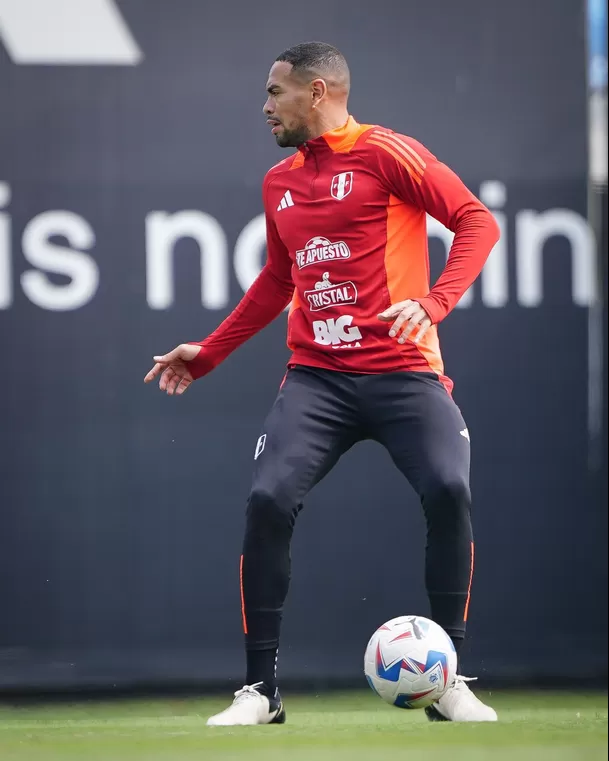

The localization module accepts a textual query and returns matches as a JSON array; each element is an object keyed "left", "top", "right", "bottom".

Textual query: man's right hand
[{"left": 144, "top": 344, "right": 202, "bottom": 396}]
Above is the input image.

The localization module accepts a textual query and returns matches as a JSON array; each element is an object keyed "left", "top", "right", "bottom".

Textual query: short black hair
[{"left": 275, "top": 42, "right": 350, "bottom": 88}]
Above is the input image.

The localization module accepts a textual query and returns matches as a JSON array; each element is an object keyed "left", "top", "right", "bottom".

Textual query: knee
[
  {"left": 246, "top": 486, "right": 298, "bottom": 532},
  {"left": 422, "top": 474, "right": 471, "bottom": 519}
]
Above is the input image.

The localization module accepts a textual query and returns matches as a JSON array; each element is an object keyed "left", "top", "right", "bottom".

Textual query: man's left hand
[{"left": 378, "top": 300, "right": 432, "bottom": 344}]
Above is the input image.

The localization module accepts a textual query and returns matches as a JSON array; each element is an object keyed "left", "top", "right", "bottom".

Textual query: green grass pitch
[{"left": 0, "top": 690, "right": 606, "bottom": 760}]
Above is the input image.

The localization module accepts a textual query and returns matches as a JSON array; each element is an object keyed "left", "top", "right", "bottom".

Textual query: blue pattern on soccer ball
[
  {"left": 366, "top": 675, "right": 381, "bottom": 696},
  {"left": 376, "top": 643, "right": 449, "bottom": 687},
  {"left": 393, "top": 693, "right": 429, "bottom": 709}
]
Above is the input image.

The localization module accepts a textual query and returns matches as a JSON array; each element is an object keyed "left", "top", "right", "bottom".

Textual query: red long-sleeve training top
[{"left": 188, "top": 116, "right": 500, "bottom": 393}]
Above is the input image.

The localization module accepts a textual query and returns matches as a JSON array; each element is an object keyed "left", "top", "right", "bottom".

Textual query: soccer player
[{"left": 145, "top": 42, "right": 500, "bottom": 725}]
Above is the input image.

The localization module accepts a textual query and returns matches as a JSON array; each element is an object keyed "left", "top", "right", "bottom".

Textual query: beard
[{"left": 275, "top": 122, "right": 311, "bottom": 148}]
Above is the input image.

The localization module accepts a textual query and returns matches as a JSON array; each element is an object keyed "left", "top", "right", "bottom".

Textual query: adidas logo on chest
[{"left": 277, "top": 190, "right": 295, "bottom": 211}]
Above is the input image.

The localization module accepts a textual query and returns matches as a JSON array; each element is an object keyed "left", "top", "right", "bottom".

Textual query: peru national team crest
[{"left": 330, "top": 171, "right": 353, "bottom": 200}]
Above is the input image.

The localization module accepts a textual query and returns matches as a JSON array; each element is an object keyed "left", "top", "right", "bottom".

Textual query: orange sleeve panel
[
  {"left": 383, "top": 194, "right": 447, "bottom": 383},
  {"left": 366, "top": 131, "right": 500, "bottom": 324}
]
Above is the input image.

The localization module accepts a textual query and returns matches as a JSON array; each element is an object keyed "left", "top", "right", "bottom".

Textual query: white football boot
[
  {"left": 425, "top": 676, "right": 498, "bottom": 722},
  {"left": 206, "top": 683, "right": 285, "bottom": 726}
]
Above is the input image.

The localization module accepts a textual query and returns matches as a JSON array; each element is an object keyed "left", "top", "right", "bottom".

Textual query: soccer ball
[{"left": 364, "top": 615, "right": 457, "bottom": 709}]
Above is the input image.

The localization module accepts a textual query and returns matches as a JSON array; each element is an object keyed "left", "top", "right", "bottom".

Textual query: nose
[{"left": 263, "top": 97, "right": 273, "bottom": 116}]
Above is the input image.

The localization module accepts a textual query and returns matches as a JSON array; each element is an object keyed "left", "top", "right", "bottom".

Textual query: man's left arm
[{"left": 373, "top": 133, "right": 500, "bottom": 341}]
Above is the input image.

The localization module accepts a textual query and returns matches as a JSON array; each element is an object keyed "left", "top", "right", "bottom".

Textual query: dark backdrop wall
[{"left": 0, "top": 0, "right": 606, "bottom": 690}]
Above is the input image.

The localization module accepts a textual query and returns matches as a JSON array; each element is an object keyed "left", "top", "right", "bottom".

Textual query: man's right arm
[{"left": 186, "top": 177, "right": 294, "bottom": 379}]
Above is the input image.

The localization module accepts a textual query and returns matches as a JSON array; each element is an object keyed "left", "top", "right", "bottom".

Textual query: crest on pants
[{"left": 330, "top": 172, "right": 353, "bottom": 200}]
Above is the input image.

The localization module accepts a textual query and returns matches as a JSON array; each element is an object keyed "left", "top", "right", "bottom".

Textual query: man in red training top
[{"left": 145, "top": 42, "right": 500, "bottom": 725}]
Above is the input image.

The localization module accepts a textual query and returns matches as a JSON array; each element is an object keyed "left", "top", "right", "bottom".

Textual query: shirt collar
[{"left": 299, "top": 115, "right": 362, "bottom": 153}]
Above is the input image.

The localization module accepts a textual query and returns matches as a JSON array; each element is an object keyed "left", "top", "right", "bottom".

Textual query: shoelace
[
  {"left": 454, "top": 675, "right": 477, "bottom": 686},
  {"left": 232, "top": 683, "right": 264, "bottom": 704},
  {"left": 445, "top": 675, "right": 478, "bottom": 694}
]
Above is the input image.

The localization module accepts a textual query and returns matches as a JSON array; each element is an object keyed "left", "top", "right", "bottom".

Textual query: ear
[{"left": 310, "top": 78, "right": 327, "bottom": 108}]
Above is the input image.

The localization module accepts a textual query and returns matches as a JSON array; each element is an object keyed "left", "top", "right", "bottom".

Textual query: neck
[{"left": 307, "top": 107, "right": 350, "bottom": 140}]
